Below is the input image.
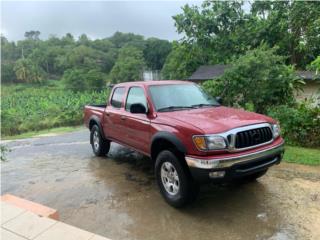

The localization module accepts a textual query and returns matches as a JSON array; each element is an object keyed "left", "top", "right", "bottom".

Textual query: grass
[
  {"left": 284, "top": 146, "right": 320, "bottom": 166},
  {"left": 2, "top": 126, "right": 83, "bottom": 140}
]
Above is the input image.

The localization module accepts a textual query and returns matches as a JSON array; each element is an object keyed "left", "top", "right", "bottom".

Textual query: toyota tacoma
[{"left": 84, "top": 81, "right": 284, "bottom": 207}]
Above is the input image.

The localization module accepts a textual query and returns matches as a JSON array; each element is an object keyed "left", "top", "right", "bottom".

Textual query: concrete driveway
[{"left": 1, "top": 128, "right": 320, "bottom": 240}]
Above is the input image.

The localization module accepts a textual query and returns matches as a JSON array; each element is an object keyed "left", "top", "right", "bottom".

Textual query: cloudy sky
[{"left": 1, "top": 1, "right": 202, "bottom": 42}]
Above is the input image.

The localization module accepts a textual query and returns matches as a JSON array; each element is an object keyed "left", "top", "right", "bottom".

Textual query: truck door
[
  {"left": 121, "top": 86, "right": 151, "bottom": 154},
  {"left": 103, "top": 87, "right": 126, "bottom": 140}
]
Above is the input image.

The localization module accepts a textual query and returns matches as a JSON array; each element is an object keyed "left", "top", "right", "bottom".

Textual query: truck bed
[
  {"left": 86, "top": 104, "right": 107, "bottom": 108},
  {"left": 83, "top": 104, "right": 106, "bottom": 128}
]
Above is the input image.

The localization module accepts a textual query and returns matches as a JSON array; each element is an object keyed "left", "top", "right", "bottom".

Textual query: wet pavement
[{"left": 1, "top": 128, "right": 320, "bottom": 240}]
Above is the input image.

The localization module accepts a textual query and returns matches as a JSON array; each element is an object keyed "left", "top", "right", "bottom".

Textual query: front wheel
[
  {"left": 90, "top": 125, "right": 110, "bottom": 156},
  {"left": 155, "top": 150, "right": 199, "bottom": 208}
]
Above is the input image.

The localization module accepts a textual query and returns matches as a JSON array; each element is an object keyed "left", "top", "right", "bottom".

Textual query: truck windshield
[{"left": 149, "top": 84, "right": 219, "bottom": 112}]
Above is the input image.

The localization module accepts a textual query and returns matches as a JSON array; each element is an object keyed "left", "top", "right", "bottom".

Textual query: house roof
[
  {"left": 188, "top": 65, "right": 230, "bottom": 81},
  {"left": 188, "top": 65, "right": 318, "bottom": 81}
]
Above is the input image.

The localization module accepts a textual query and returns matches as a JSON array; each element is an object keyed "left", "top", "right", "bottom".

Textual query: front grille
[{"left": 235, "top": 127, "right": 273, "bottom": 149}]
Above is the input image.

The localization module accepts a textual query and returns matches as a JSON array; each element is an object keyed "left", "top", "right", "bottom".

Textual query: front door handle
[
  {"left": 120, "top": 115, "right": 126, "bottom": 120},
  {"left": 105, "top": 112, "right": 110, "bottom": 116}
]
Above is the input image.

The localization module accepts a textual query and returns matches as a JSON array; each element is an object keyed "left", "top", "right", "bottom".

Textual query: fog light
[{"left": 209, "top": 171, "right": 225, "bottom": 178}]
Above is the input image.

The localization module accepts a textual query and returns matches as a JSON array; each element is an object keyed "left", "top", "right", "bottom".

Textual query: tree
[
  {"left": 109, "top": 46, "right": 145, "bottom": 83},
  {"left": 61, "top": 45, "right": 108, "bottom": 71},
  {"left": 1, "top": 62, "right": 16, "bottom": 83},
  {"left": 62, "top": 68, "right": 87, "bottom": 91},
  {"left": 62, "top": 68, "right": 106, "bottom": 91},
  {"left": 90, "top": 39, "right": 118, "bottom": 72},
  {"left": 14, "top": 58, "right": 45, "bottom": 83},
  {"left": 109, "top": 32, "right": 145, "bottom": 50},
  {"left": 78, "top": 34, "right": 90, "bottom": 46},
  {"left": 143, "top": 38, "right": 172, "bottom": 70},
  {"left": 161, "top": 42, "right": 204, "bottom": 80},
  {"left": 61, "top": 33, "right": 75, "bottom": 46},
  {"left": 1, "top": 35, "right": 18, "bottom": 83},
  {"left": 250, "top": 1, "right": 320, "bottom": 68},
  {"left": 86, "top": 69, "right": 106, "bottom": 89},
  {"left": 174, "top": 1, "right": 246, "bottom": 63},
  {"left": 24, "top": 30, "right": 41, "bottom": 40},
  {"left": 202, "top": 46, "right": 301, "bottom": 113},
  {"left": 173, "top": 0, "right": 320, "bottom": 70}
]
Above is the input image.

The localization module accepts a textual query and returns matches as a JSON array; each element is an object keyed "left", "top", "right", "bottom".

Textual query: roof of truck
[{"left": 114, "top": 80, "right": 193, "bottom": 87}]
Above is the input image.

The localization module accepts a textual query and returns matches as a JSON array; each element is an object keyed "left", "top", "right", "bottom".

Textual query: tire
[
  {"left": 155, "top": 150, "right": 199, "bottom": 208},
  {"left": 90, "top": 125, "right": 110, "bottom": 156},
  {"left": 239, "top": 169, "right": 268, "bottom": 183}
]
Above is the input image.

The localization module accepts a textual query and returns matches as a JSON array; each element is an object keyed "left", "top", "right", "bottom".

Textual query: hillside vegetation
[{"left": 1, "top": 84, "right": 110, "bottom": 136}]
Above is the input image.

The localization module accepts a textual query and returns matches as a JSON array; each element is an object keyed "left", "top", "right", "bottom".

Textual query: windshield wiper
[
  {"left": 191, "top": 103, "right": 219, "bottom": 108},
  {"left": 157, "top": 106, "right": 194, "bottom": 112}
]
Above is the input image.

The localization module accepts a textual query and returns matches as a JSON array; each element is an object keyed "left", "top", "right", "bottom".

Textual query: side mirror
[
  {"left": 216, "top": 96, "right": 222, "bottom": 104},
  {"left": 130, "top": 103, "right": 147, "bottom": 114}
]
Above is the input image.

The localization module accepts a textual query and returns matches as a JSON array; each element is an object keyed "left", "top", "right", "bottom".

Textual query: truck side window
[
  {"left": 125, "top": 87, "right": 147, "bottom": 112},
  {"left": 111, "top": 87, "right": 125, "bottom": 108}
]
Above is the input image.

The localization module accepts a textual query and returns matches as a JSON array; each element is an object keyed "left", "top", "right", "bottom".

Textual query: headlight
[
  {"left": 193, "top": 135, "right": 227, "bottom": 150},
  {"left": 272, "top": 124, "right": 281, "bottom": 138}
]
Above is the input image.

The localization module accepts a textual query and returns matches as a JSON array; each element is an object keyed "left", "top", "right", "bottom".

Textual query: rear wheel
[
  {"left": 155, "top": 150, "right": 199, "bottom": 208},
  {"left": 90, "top": 125, "right": 110, "bottom": 156}
]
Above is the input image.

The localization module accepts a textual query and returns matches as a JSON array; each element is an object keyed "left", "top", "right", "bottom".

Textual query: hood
[{"left": 158, "top": 106, "right": 275, "bottom": 134}]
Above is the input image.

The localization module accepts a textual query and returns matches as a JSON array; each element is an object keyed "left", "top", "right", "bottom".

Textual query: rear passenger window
[
  {"left": 111, "top": 87, "right": 125, "bottom": 108},
  {"left": 125, "top": 87, "right": 147, "bottom": 111}
]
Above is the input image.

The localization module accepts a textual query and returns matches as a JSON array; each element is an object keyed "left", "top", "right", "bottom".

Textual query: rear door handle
[{"left": 121, "top": 116, "right": 126, "bottom": 120}]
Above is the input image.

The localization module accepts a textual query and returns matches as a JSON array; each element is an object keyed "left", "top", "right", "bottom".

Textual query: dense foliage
[
  {"left": 62, "top": 68, "right": 106, "bottom": 91},
  {"left": 267, "top": 101, "right": 320, "bottom": 147},
  {"left": 1, "top": 31, "right": 172, "bottom": 86},
  {"left": 163, "top": 0, "right": 320, "bottom": 78},
  {"left": 1, "top": 84, "right": 110, "bottom": 136},
  {"left": 162, "top": 42, "right": 205, "bottom": 80},
  {"left": 109, "top": 46, "right": 145, "bottom": 83},
  {"left": 202, "top": 46, "right": 304, "bottom": 113}
]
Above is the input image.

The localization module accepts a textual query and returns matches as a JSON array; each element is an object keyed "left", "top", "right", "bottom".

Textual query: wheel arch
[
  {"left": 89, "top": 116, "right": 106, "bottom": 142},
  {"left": 150, "top": 132, "right": 187, "bottom": 161}
]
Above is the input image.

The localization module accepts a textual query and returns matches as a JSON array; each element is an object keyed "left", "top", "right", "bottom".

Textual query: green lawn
[
  {"left": 284, "top": 146, "right": 320, "bottom": 165},
  {"left": 2, "top": 126, "right": 82, "bottom": 140}
]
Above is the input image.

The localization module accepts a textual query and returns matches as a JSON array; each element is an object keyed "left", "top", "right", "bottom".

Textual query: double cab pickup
[{"left": 84, "top": 81, "right": 284, "bottom": 207}]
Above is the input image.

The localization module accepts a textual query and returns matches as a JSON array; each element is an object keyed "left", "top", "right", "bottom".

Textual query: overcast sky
[{"left": 1, "top": 1, "right": 203, "bottom": 42}]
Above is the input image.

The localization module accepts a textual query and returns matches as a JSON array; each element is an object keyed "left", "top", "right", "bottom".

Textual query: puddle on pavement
[{"left": 1, "top": 131, "right": 320, "bottom": 240}]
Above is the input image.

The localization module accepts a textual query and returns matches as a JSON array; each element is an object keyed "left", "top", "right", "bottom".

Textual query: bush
[
  {"left": 267, "top": 101, "right": 320, "bottom": 147},
  {"left": 202, "top": 46, "right": 304, "bottom": 113}
]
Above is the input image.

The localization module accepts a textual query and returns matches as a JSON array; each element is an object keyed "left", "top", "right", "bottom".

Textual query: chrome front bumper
[{"left": 185, "top": 142, "right": 285, "bottom": 170}]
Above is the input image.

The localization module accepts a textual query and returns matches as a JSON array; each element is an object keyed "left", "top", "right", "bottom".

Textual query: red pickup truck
[{"left": 84, "top": 80, "right": 284, "bottom": 207}]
